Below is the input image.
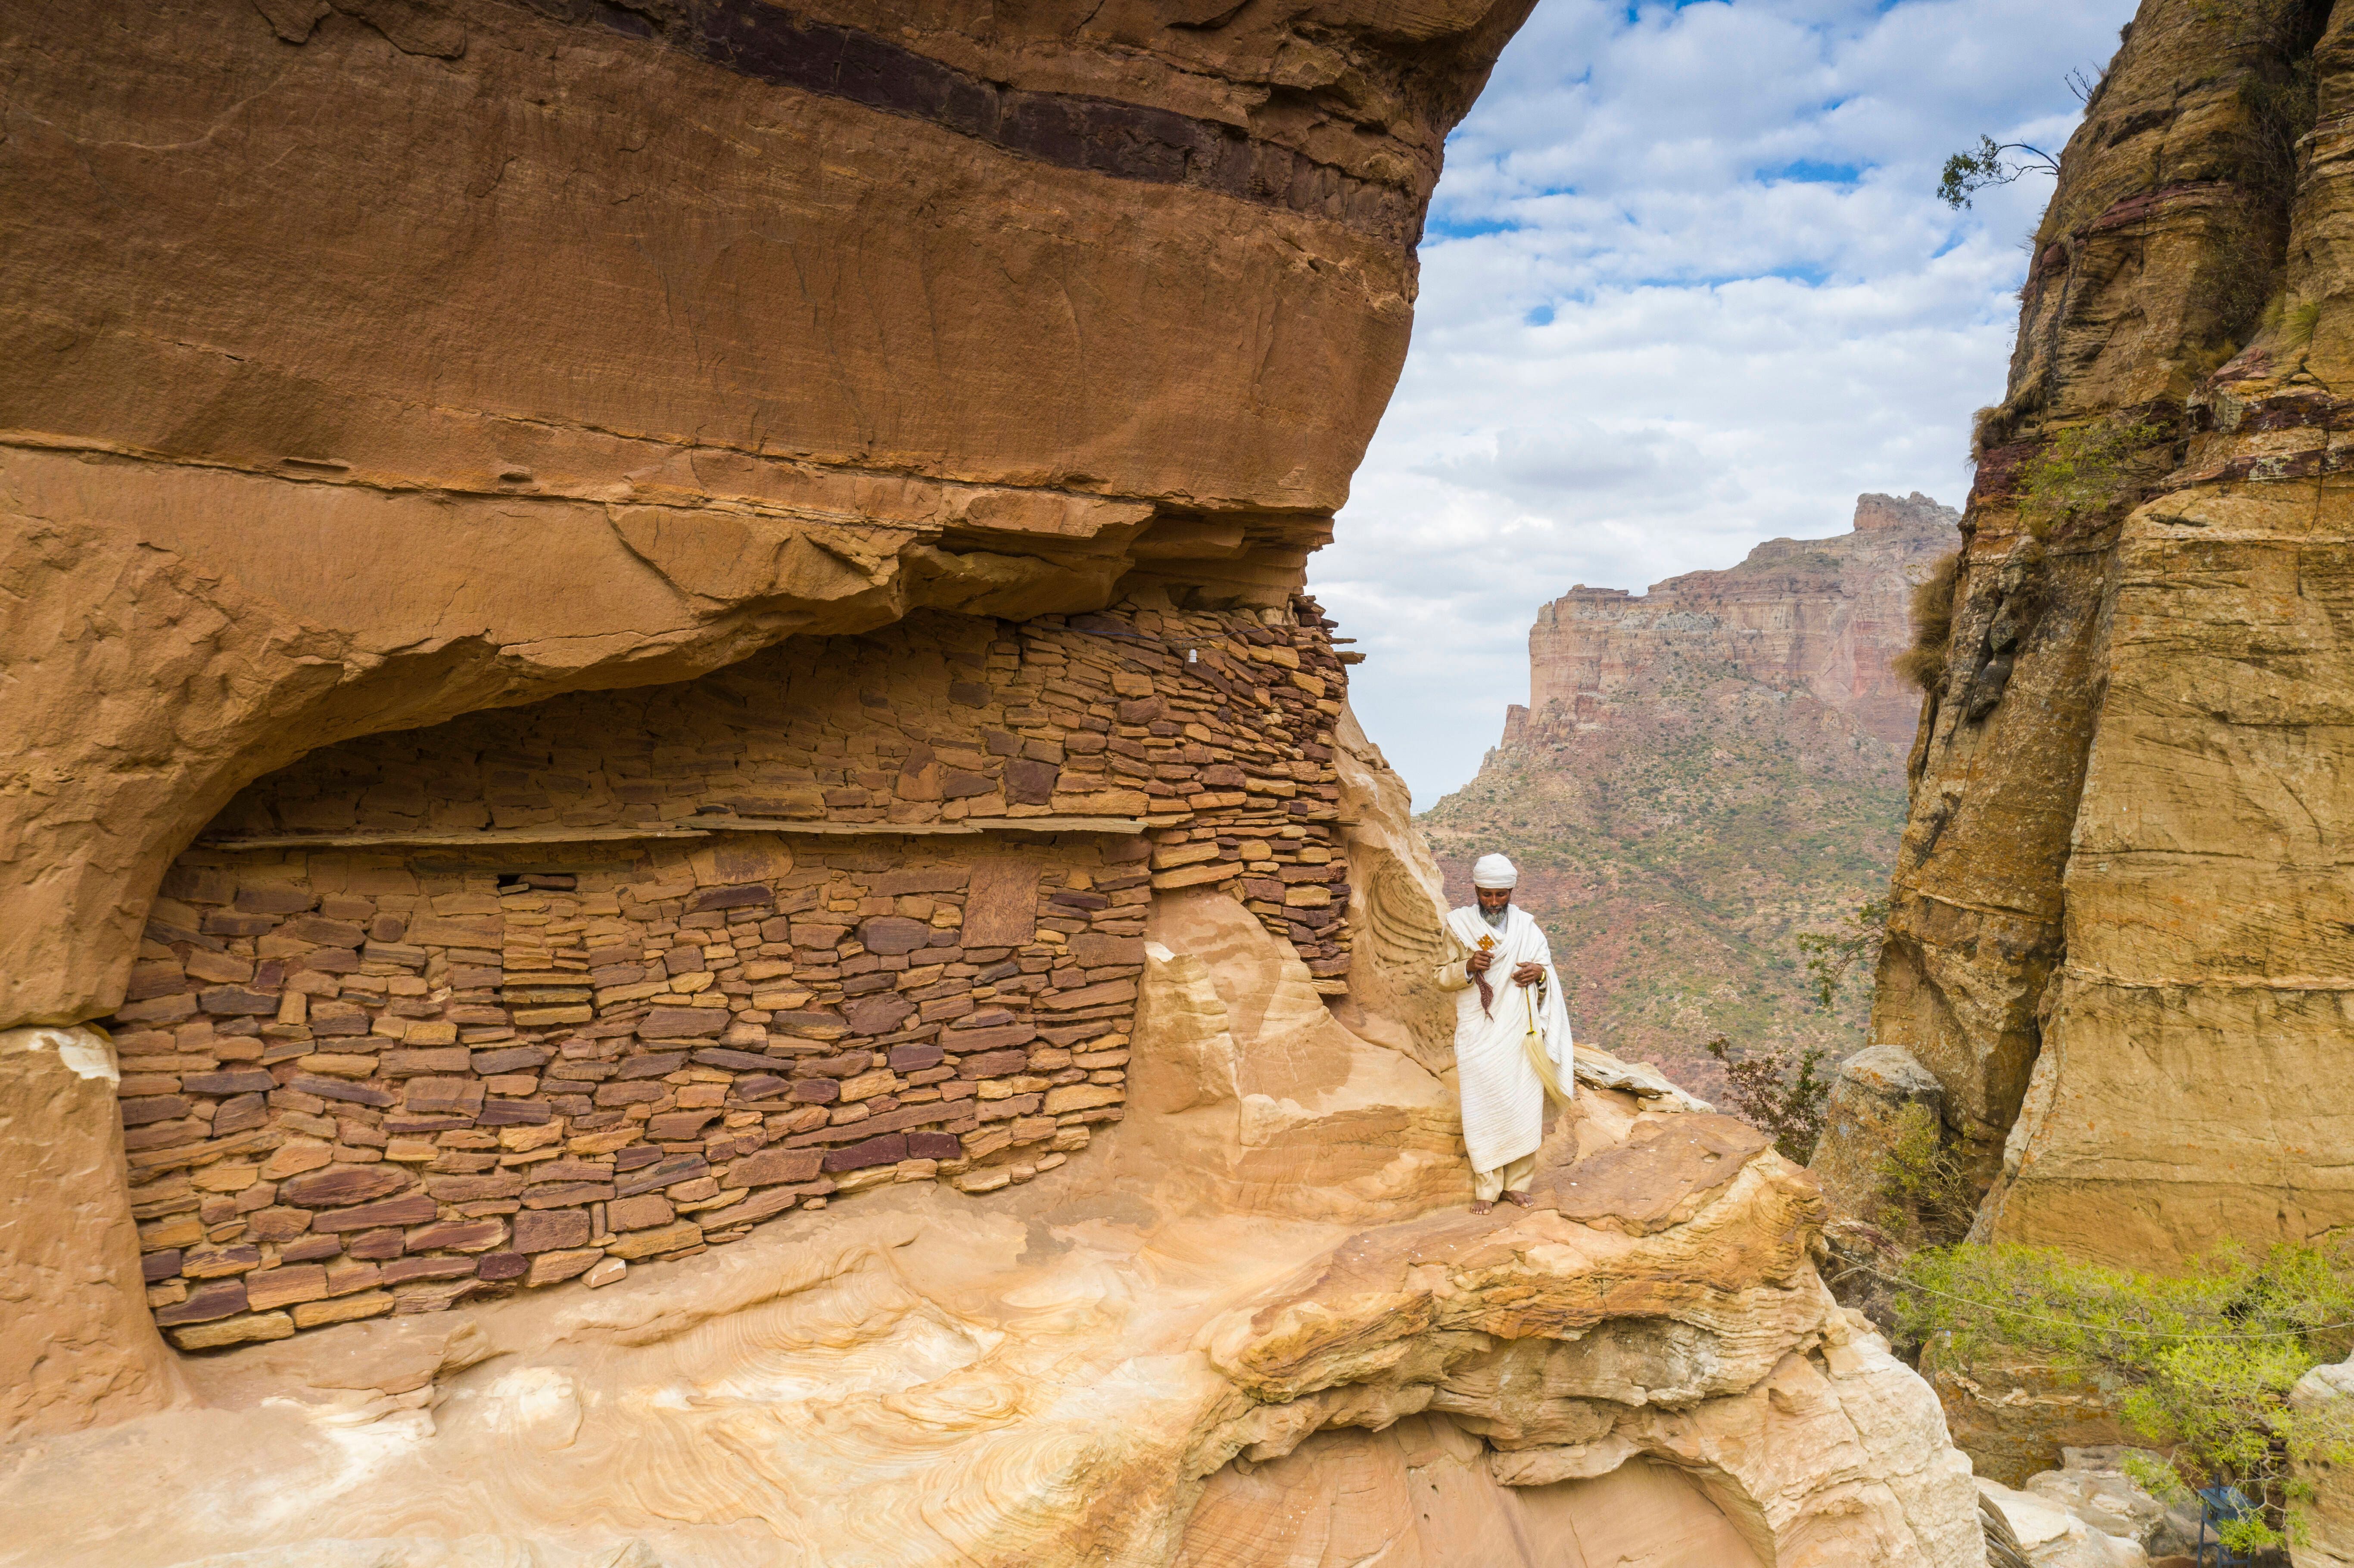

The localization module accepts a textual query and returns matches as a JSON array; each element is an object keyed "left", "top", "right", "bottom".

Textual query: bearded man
[{"left": 1434, "top": 853, "right": 1573, "bottom": 1213}]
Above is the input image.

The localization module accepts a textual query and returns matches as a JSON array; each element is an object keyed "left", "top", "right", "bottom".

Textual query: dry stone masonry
[{"left": 104, "top": 598, "right": 1359, "bottom": 1349}]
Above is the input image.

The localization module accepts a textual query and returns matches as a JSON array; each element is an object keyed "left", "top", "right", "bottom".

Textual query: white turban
[{"left": 1472, "top": 853, "right": 1518, "bottom": 890}]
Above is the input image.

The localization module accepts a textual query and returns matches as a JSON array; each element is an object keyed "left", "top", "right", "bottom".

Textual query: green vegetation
[
  {"left": 1796, "top": 897, "right": 1888, "bottom": 1010},
  {"left": 1937, "top": 136, "right": 2059, "bottom": 209},
  {"left": 2014, "top": 416, "right": 2167, "bottom": 539},
  {"left": 1871, "top": 1102, "right": 1977, "bottom": 1244},
  {"left": 1894, "top": 1241, "right": 2354, "bottom": 1550},
  {"left": 1703, "top": 1035, "right": 1831, "bottom": 1165}
]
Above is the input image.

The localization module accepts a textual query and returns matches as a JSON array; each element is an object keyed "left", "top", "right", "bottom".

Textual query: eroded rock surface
[
  {"left": 0, "top": 1060, "right": 1980, "bottom": 1568},
  {"left": 0, "top": 1, "right": 1985, "bottom": 1559},
  {"left": 1812, "top": 0, "right": 2354, "bottom": 1269}
]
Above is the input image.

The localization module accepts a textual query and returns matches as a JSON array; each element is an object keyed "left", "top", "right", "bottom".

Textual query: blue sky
[{"left": 1312, "top": 0, "right": 2138, "bottom": 806}]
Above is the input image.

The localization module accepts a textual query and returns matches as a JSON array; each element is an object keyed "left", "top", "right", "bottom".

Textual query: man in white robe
[{"left": 1434, "top": 852, "right": 1573, "bottom": 1212}]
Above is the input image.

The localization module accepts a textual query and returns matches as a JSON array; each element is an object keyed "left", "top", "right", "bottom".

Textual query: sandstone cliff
[
  {"left": 1422, "top": 495, "right": 1954, "bottom": 1094},
  {"left": 0, "top": 2, "right": 1984, "bottom": 1561},
  {"left": 1809, "top": 0, "right": 2354, "bottom": 1283}
]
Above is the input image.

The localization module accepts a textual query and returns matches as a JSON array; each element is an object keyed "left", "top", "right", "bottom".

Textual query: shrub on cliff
[
  {"left": 2015, "top": 417, "right": 2170, "bottom": 539},
  {"left": 1894, "top": 1241, "right": 2354, "bottom": 1552},
  {"left": 1702, "top": 1035, "right": 1830, "bottom": 1165},
  {"left": 1892, "top": 553, "right": 1959, "bottom": 692}
]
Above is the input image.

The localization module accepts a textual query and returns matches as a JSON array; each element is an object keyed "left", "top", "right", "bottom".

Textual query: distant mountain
[{"left": 1420, "top": 492, "right": 1958, "bottom": 1096}]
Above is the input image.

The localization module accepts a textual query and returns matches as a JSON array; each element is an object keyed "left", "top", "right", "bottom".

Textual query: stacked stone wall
[{"left": 103, "top": 598, "right": 1356, "bottom": 1349}]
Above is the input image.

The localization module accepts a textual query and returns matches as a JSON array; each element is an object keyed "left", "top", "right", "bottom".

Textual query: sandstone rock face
[
  {"left": 0, "top": 1068, "right": 1982, "bottom": 1567},
  {"left": 1822, "top": 0, "right": 2354, "bottom": 1267},
  {"left": 1811, "top": 1044, "right": 1946, "bottom": 1225},
  {"left": 0, "top": 2, "right": 1987, "bottom": 1558},
  {"left": 0, "top": 1026, "right": 184, "bottom": 1435},
  {"left": 0, "top": 0, "right": 1534, "bottom": 1036},
  {"left": 1520, "top": 492, "right": 1955, "bottom": 750},
  {"left": 1976, "top": 1480, "right": 2150, "bottom": 1568},
  {"left": 1423, "top": 495, "right": 1952, "bottom": 1092},
  {"left": 0, "top": 0, "right": 1534, "bottom": 1432}
]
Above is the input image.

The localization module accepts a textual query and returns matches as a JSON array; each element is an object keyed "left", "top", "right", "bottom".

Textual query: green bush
[
  {"left": 1797, "top": 897, "right": 1887, "bottom": 1008},
  {"left": 1872, "top": 1102, "right": 1977, "bottom": 1244},
  {"left": 1894, "top": 1241, "right": 2354, "bottom": 1550},
  {"left": 2014, "top": 417, "right": 2168, "bottom": 540}
]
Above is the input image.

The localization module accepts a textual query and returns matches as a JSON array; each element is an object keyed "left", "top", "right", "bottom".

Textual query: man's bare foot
[
  {"left": 1502, "top": 1190, "right": 1534, "bottom": 1208},
  {"left": 1470, "top": 1199, "right": 1495, "bottom": 1215}
]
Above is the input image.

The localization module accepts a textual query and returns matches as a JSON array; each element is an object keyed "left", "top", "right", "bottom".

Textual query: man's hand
[
  {"left": 1466, "top": 950, "right": 1494, "bottom": 977},
  {"left": 1511, "top": 961, "right": 1544, "bottom": 988}
]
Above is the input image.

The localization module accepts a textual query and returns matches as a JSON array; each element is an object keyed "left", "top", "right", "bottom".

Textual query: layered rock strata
[
  {"left": 1819, "top": 0, "right": 2354, "bottom": 1271},
  {"left": 0, "top": 2, "right": 1993, "bottom": 1560},
  {"left": 0, "top": 0, "right": 1535, "bottom": 1431},
  {"left": 1423, "top": 495, "right": 1952, "bottom": 1090},
  {"left": 1514, "top": 491, "right": 1956, "bottom": 751}
]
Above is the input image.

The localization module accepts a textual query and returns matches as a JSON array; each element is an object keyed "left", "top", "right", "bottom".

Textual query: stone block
[
  {"left": 280, "top": 1165, "right": 409, "bottom": 1209},
  {"left": 379, "top": 1256, "right": 478, "bottom": 1285},
  {"left": 511, "top": 1208, "right": 593, "bottom": 1254},
  {"left": 170, "top": 1313, "right": 295, "bottom": 1351},
  {"left": 423, "top": 1171, "right": 524, "bottom": 1201},
  {"left": 294, "top": 1293, "right": 394, "bottom": 1329},
  {"left": 841, "top": 994, "right": 915, "bottom": 1035},
  {"left": 639, "top": 1007, "right": 728, "bottom": 1039},
  {"left": 292, "top": 1074, "right": 397, "bottom": 1107},
  {"left": 907, "top": 1131, "right": 960, "bottom": 1160},
  {"left": 645, "top": 1109, "right": 719, "bottom": 1142},
  {"left": 603, "top": 1221, "right": 701, "bottom": 1260},
  {"left": 526, "top": 1248, "right": 604, "bottom": 1287},
  {"left": 608, "top": 1194, "right": 675, "bottom": 1231},
  {"left": 823, "top": 1133, "right": 907, "bottom": 1173},
  {"left": 313, "top": 1193, "right": 439, "bottom": 1233},
  {"left": 344, "top": 1228, "right": 405, "bottom": 1261},
  {"left": 403, "top": 1076, "right": 485, "bottom": 1116},
  {"left": 726, "top": 1147, "right": 823, "bottom": 1189},
  {"left": 181, "top": 1069, "right": 274, "bottom": 1095},
  {"left": 404, "top": 1218, "right": 505, "bottom": 1253},
  {"left": 381, "top": 1048, "right": 469, "bottom": 1076},
  {"left": 244, "top": 1265, "right": 329, "bottom": 1310},
  {"left": 181, "top": 1244, "right": 262, "bottom": 1279},
  {"left": 153, "top": 1280, "right": 247, "bottom": 1325}
]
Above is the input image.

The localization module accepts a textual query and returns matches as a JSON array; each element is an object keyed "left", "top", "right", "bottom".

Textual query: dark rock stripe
[{"left": 516, "top": 0, "right": 1417, "bottom": 241}]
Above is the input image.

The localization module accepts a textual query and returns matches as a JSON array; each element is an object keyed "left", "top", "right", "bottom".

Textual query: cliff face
[
  {"left": 1821, "top": 0, "right": 2354, "bottom": 1270},
  {"left": 1423, "top": 496, "right": 1953, "bottom": 1093},
  {"left": 1520, "top": 492, "right": 1956, "bottom": 751},
  {"left": 0, "top": 3, "right": 1987, "bottom": 1561},
  {"left": 0, "top": 0, "right": 1533, "bottom": 1433}
]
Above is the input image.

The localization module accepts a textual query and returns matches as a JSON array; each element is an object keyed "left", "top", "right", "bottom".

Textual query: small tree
[
  {"left": 1938, "top": 136, "right": 2061, "bottom": 208},
  {"left": 1703, "top": 1035, "right": 1831, "bottom": 1165},
  {"left": 1797, "top": 898, "right": 1888, "bottom": 1011}
]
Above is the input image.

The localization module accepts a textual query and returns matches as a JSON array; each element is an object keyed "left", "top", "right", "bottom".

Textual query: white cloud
[{"left": 1314, "top": 0, "right": 2137, "bottom": 806}]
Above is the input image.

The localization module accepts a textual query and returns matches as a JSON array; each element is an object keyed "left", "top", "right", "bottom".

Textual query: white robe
[{"left": 1436, "top": 903, "right": 1574, "bottom": 1173}]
